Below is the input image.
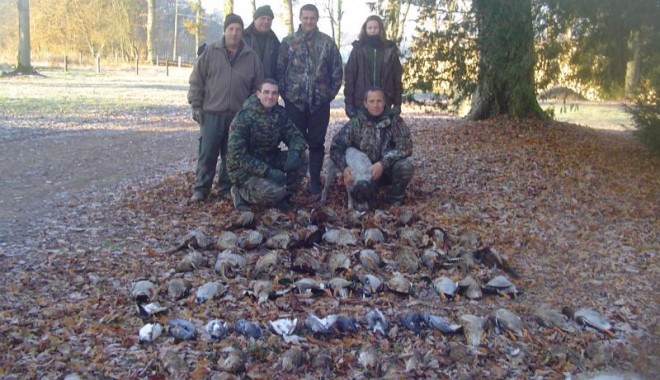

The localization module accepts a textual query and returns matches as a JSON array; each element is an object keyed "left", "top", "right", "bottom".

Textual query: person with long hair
[{"left": 344, "top": 15, "right": 403, "bottom": 118}]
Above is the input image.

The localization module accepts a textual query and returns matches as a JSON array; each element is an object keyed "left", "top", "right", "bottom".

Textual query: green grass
[{"left": 540, "top": 100, "right": 634, "bottom": 131}]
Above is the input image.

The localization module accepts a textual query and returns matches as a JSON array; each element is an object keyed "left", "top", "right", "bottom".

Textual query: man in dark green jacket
[
  {"left": 243, "top": 5, "right": 280, "bottom": 81},
  {"left": 277, "top": 4, "right": 343, "bottom": 196},
  {"left": 187, "top": 14, "right": 263, "bottom": 203},
  {"left": 227, "top": 79, "right": 308, "bottom": 211}
]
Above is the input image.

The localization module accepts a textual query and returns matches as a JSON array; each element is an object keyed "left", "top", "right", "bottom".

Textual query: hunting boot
[
  {"left": 386, "top": 158, "right": 415, "bottom": 206},
  {"left": 308, "top": 149, "right": 324, "bottom": 195},
  {"left": 230, "top": 186, "right": 249, "bottom": 211},
  {"left": 276, "top": 195, "right": 295, "bottom": 212}
]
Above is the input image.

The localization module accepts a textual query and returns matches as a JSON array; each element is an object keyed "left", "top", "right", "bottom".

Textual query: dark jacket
[
  {"left": 243, "top": 23, "right": 280, "bottom": 81},
  {"left": 227, "top": 95, "right": 307, "bottom": 185},
  {"left": 187, "top": 39, "right": 264, "bottom": 114},
  {"left": 277, "top": 26, "right": 343, "bottom": 113},
  {"left": 330, "top": 108, "right": 412, "bottom": 172},
  {"left": 344, "top": 39, "right": 403, "bottom": 116}
]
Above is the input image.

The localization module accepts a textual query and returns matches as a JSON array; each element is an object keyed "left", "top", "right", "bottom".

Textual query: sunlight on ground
[
  {"left": 540, "top": 100, "right": 634, "bottom": 132},
  {"left": 0, "top": 67, "right": 637, "bottom": 134}
]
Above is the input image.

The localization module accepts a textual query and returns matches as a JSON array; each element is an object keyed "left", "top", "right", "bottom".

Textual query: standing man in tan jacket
[{"left": 187, "top": 14, "right": 264, "bottom": 202}]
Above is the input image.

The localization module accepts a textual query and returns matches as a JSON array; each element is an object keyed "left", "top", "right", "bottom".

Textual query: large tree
[
  {"left": 467, "top": 0, "right": 546, "bottom": 120},
  {"left": 16, "top": 0, "right": 36, "bottom": 74}
]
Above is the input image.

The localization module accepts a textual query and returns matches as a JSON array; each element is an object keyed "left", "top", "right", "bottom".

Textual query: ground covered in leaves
[{"left": 1, "top": 113, "right": 658, "bottom": 379}]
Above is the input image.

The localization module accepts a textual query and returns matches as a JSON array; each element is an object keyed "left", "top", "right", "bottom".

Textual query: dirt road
[{"left": 0, "top": 125, "right": 198, "bottom": 245}]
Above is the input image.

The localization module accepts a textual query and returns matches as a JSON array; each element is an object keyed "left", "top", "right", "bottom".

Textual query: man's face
[
  {"left": 224, "top": 23, "right": 243, "bottom": 49},
  {"left": 254, "top": 15, "right": 273, "bottom": 33},
  {"left": 300, "top": 10, "right": 318, "bottom": 33},
  {"left": 257, "top": 83, "right": 279, "bottom": 109},
  {"left": 364, "top": 90, "right": 386, "bottom": 117}
]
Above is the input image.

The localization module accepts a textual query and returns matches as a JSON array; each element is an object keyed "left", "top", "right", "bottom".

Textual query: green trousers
[{"left": 193, "top": 112, "right": 234, "bottom": 196}]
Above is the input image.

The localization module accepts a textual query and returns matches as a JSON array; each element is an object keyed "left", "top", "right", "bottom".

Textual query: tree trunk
[
  {"left": 224, "top": 0, "right": 233, "bottom": 17},
  {"left": 195, "top": 0, "right": 202, "bottom": 50},
  {"left": 146, "top": 0, "right": 155, "bottom": 64},
  {"left": 467, "top": 0, "right": 546, "bottom": 120},
  {"left": 16, "top": 0, "right": 35, "bottom": 74},
  {"left": 172, "top": 0, "right": 178, "bottom": 60},
  {"left": 624, "top": 30, "right": 641, "bottom": 99},
  {"left": 384, "top": 0, "right": 400, "bottom": 41},
  {"left": 282, "top": 0, "right": 294, "bottom": 35},
  {"left": 249, "top": 0, "right": 256, "bottom": 15}
]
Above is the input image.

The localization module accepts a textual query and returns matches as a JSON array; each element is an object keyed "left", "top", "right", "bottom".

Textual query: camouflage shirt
[
  {"left": 227, "top": 94, "right": 307, "bottom": 185},
  {"left": 277, "top": 26, "right": 343, "bottom": 113},
  {"left": 330, "top": 108, "right": 413, "bottom": 171}
]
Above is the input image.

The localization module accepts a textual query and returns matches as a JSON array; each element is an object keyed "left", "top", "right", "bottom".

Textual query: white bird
[{"left": 139, "top": 323, "right": 163, "bottom": 343}]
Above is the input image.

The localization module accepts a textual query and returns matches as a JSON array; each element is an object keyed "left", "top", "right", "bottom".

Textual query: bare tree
[
  {"left": 172, "top": 0, "right": 178, "bottom": 60},
  {"left": 224, "top": 0, "right": 233, "bottom": 17},
  {"left": 383, "top": 0, "right": 411, "bottom": 43},
  {"left": 15, "top": 0, "right": 35, "bottom": 74},
  {"left": 146, "top": 0, "right": 156, "bottom": 63},
  {"left": 324, "top": 0, "right": 344, "bottom": 48},
  {"left": 282, "top": 0, "right": 294, "bottom": 35},
  {"left": 249, "top": 0, "right": 256, "bottom": 15}
]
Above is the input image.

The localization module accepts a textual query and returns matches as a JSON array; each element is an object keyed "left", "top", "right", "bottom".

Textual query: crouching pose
[
  {"left": 329, "top": 86, "right": 414, "bottom": 207},
  {"left": 227, "top": 79, "right": 308, "bottom": 211}
]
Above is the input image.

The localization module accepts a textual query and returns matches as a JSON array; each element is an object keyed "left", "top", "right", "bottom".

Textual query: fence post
[
  {"left": 178, "top": 56, "right": 181, "bottom": 68},
  {"left": 96, "top": 55, "right": 101, "bottom": 73},
  {"left": 79, "top": 51, "right": 83, "bottom": 65},
  {"left": 135, "top": 54, "right": 139, "bottom": 75},
  {"left": 165, "top": 59, "right": 169, "bottom": 76},
  {"left": 64, "top": 55, "right": 68, "bottom": 72},
  {"left": 156, "top": 55, "right": 159, "bottom": 66}
]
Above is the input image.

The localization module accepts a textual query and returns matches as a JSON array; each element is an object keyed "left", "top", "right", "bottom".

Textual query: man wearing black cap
[
  {"left": 243, "top": 5, "right": 280, "bottom": 81},
  {"left": 187, "top": 14, "right": 264, "bottom": 203}
]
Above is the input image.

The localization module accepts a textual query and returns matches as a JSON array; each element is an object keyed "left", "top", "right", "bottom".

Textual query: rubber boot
[{"left": 308, "top": 149, "right": 324, "bottom": 195}]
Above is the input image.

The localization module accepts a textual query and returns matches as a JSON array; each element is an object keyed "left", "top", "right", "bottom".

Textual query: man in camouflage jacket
[
  {"left": 277, "top": 4, "right": 343, "bottom": 195},
  {"left": 227, "top": 79, "right": 308, "bottom": 211},
  {"left": 329, "top": 86, "right": 414, "bottom": 206}
]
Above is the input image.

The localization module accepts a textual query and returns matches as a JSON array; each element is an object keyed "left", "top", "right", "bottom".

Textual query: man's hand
[
  {"left": 192, "top": 107, "right": 202, "bottom": 124},
  {"left": 342, "top": 167, "right": 354, "bottom": 186},
  {"left": 283, "top": 150, "right": 303, "bottom": 172},
  {"left": 371, "top": 162, "right": 384, "bottom": 181},
  {"left": 266, "top": 168, "right": 286, "bottom": 185}
]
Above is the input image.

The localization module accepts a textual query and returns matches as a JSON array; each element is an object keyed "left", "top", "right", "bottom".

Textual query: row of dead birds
[
  {"left": 130, "top": 268, "right": 519, "bottom": 321},
  {"left": 133, "top": 279, "right": 615, "bottom": 345},
  {"left": 139, "top": 305, "right": 615, "bottom": 346}
]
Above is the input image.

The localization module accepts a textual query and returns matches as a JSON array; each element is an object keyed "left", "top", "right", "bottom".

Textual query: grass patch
[{"left": 540, "top": 100, "right": 633, "bottom": 131}]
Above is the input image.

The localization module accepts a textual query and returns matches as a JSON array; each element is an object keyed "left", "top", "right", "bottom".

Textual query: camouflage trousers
[
  {"left": 235, "top": 152, "right": 307, "bottom": 207},
  {"left": 376, "top": 157, "right": 415, "bottom": 204}
]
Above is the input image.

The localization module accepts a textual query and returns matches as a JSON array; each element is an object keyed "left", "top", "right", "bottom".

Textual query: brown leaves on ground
[{"left": 0, "top": 115, "right": 658, "bottom": 379}]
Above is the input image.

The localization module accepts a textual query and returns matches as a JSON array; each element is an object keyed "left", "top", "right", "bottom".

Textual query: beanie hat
[
  {"left": 224, "top": 13, "right": 244, "bottom": 31},
  {"left": 254, "top": 5, "right": 274, "bottom": 20}
]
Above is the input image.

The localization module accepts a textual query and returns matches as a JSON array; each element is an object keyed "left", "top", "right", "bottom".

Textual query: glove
[
  {"left": 283, "top": 150, "right": 303, "bottom": 172},
  {"left": 345, "top": 105, "right": 357, "bottom": 119},
  {"left": 265, "top": 168, "right": 286, "bottom": 185},
  {"left": 192, "top": 107, "right": 202, "bottom": 124},
  {"left": 391, "top": 105, "right": 401, "bottom": 116}
]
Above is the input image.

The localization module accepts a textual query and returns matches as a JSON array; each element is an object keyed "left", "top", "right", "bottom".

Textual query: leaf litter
[{"left": 0, "top": 114, "right": 658, "bottom": 379}]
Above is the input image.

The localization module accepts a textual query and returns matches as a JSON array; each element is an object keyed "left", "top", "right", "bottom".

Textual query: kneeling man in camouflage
[
  {"left": 227, "top": 79, "right": 308, "bottom": 211},
  {"left": 329, "top": 86, "right": 414, "bottom": 207}
]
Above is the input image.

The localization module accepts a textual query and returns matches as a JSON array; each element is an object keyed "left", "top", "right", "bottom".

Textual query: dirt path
[{"left": 0, "top": 126, "right": 198, "bottom": 245}]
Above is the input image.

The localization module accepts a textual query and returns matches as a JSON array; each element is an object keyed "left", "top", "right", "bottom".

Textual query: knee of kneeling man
[{"left": 393, "top": 158, "right": 415, "bottom": 177}]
